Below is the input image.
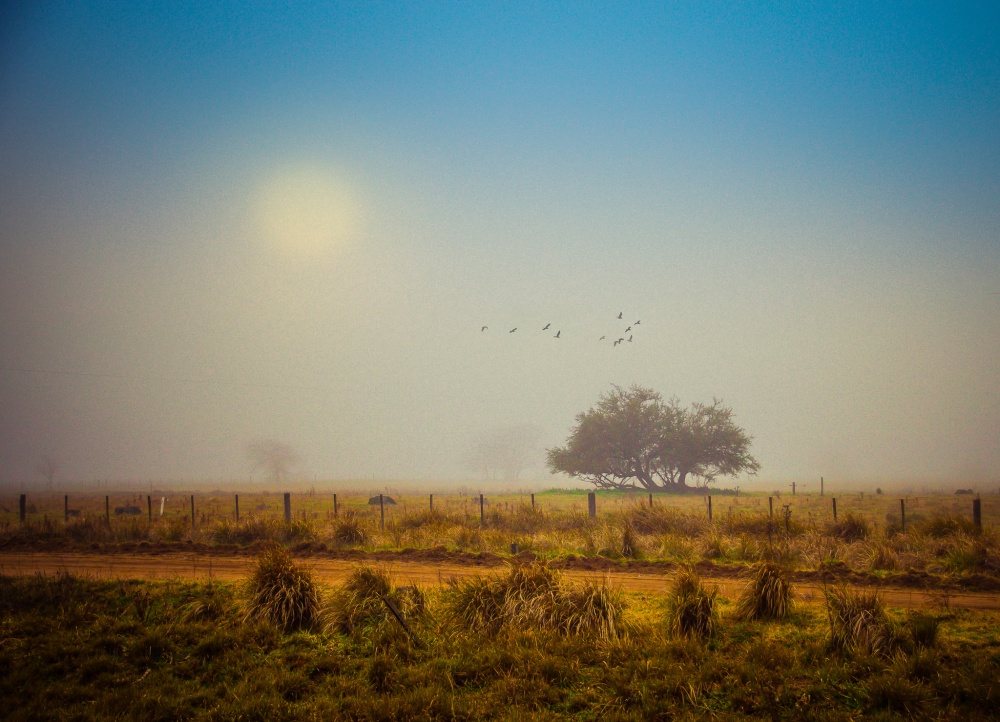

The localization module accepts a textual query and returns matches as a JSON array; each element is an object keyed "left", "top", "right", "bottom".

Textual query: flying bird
[
  {"left": 635, "top": 320, "right": 641, "bottom": 325},
  {"left": 616, "top": 337, "right": 625, "bottom": 345},
  {"left": 509, "top": 328, "right": 517, "bottom": 333},
  {"left": 613, "top": 339, "right": 620, "bottom": 346},
  {"left": 554, "top": 330, "right": 561, "bottom": 338},
  {"left": 617, "top": 312, "right": 623, "bottom": 319},
  {"left": 481, "top": 326, "right": 488, "bottom": 332},
  {"left": 542, "top": 323, "right": 551, "bottom": 330},
  {"left": 625, "top": 326, "right": 632, "bottom": 333},
  {"left": 599, "top": 335, "right": 606, "bottom": 341},
  {"left": 628, "top": 335, "right": 633, "bottom": 342}
]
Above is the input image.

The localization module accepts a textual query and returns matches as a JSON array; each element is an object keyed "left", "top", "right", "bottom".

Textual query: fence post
[
  {"left": 283, "top": 492, "right": 291, "bottom": 524},
  {"left": 832, "top": 497, "right": 837, "bottom": 521},
  {"left": 900, "top": 498, "right": 906, "bottom": 533},
  {"left": 333, "top": 493, "right": 338, "bottom": 518},
  {"left": 973, "top": 498, "right": 982, "bottom": 531},
  {"left": 65, "top": 494, "right": 69, "bottom": 523},
  {"left": 190, "top": 495, "right": 195, "bottom": 529},
  {"left": 792, "top": 482, "right": 796, "bottom": 496},
  {"left": 587, "top": 491, "right": 596, "bottom": 519},
  {"left": 769, "top": 496, "right": 773, "bottom": 519},
  {"left": 648, "top": 492, "right": 653, "bottom": 508},
  {"left": 531, "top": 493, "right": 535, "bottom": 510},
  {"left": 430, "top": 493, "right": 433, "bottom": 512},
  {"left": 147, "top": 495, "right": 152, "bottom": 522},
  {"left": 708, "top": 495, "right": 713, "bottom": 521},
  {"left": 19, "top": 494, "right": 26, "bottom": 523},
  {"left": 235, "top": 494, "right": 239, "bottom": 522},
  {"left": 480, "top": 493, "right": 485, "bottom": 527},
  {"left": 820, "top": 476, "right": 824, "bottom": 496},
  {"left": 379, "top": 494, "right": 385, "bottom": 530},
  {"left": 106, "top": 495, "right": 110, "bottom": 524}
]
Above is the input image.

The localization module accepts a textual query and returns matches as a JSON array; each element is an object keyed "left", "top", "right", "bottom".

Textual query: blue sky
[{"left": 1, "top": 2, "right": 998, "bottom": 488}]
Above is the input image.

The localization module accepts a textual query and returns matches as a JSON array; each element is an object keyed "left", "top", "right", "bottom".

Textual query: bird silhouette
[
  {"left": 634, "top": 320, "right": 641, "bottom": 325},
  {"left": 617, "top": 312, "right": 623, "bottom": 319},
  {"left": 628, "top": 335, "right": 633, "bottom": 342},
  {"left": 613, "top": 339, "right": 620, "bottom": 346},
  {"left": 625, "top": 326, "right": 632, "bottom": 333},
  {"left": 481, "top": 326, "right": 488, "bottom": 332},
  {"left": 542, "top": 323, "right": 551, "bottom": 330},
  {"left": 599, "top": 335, "right": 606, "bottom": 341},
  {"left": 509, "top": 328, "right": 517, "bottom": 333},
  {"left": 554, "top": 330, "right": 561, "bottom": 338},
  {"left": 617, "top": 337, "right": 625, "bottom": 345}
]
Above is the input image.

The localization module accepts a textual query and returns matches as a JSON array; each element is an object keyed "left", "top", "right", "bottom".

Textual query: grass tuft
[
  {"left": 325, "top": 564, "right": 426, "bottom": 636},
  {"left": 664, "top": 567, "right": 717, "bottom": 640},
  {"left": 826, "top": 512, "right": 871, "bottom": 542},
  {"left": 734, "top": 561, "right": 793, "bottom": 621},
  {"left": 331, "top": 515, "right": 371, "bottom": 546},
  {"left": 240, "top": 545, "right": 321, "bottom": 632},
  {"left": 824, "top": 584, "right": 901, "bottom": 657}
]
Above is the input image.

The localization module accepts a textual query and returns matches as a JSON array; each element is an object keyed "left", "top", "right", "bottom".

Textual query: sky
[{"left": 1, "top": 2, "right": 998, "bottom": 489}]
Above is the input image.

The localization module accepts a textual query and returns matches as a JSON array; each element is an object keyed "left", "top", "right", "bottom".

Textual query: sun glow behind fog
[{"left": 255, "top": 166, "right": 362, "bottom": 256}]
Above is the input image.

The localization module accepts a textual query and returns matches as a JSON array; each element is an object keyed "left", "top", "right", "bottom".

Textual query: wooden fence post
[
  {"left": 768, "top": 497, "right": 773, "bottom": 519},
  {"left": 480, "top": 493, "right": 485, "bottom": 527},
  {"left": 900, "top": 499, "right": 906, "bottom": 533},
  {"left": 430, "top": 493, "right": 433, "bottom": 512},
  {"left": 106, "top": 495, "right": 110, "bottom": 524},
  {"left": 708, "top": 495, "right": 713, "bottom": 521},
  {"left": 283, "top": 493, "right": 291, "bottom": 524},
  {"left": 147, "top": 495, "right": 152, "bottom": 522},
  {"left": 333, "top": 493, "right": 338, "bottom": 518},
  {"left": 531, "top": 493, "right": 535, "bottom": 510},
  {"left": 648, "top": 492, "right": 653, "bottom": 508},
  {"left": 379, "top": 494, "right": 385, "bottom": 531},
  {"left": 792, "top": 482, "right": 796, "bottom": 496},
  {"left": 235, "top": 494, "right": 239, "bottom": 522},
  {"left": 190, "top": 495, "right": 195, "bottom": 529},
  {"left": 587, "top": 492, "right": 596, "bottom": 519},
  {"left": 820, "top": 476, "right": 824, "bottom": 496},
  {"left": 19, "top": 494, "right": 26, "bottom": 523},
  {"left": 832, "top": 497, "right": 837, "bottom": 521},
  {"left": 65, "top": 494, "right": 69, "bottom": 523},
  {"left": 973, "top": 498, "right": 982, "bottom": 531}
]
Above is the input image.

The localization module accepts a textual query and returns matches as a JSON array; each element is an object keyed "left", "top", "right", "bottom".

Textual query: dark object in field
[
  {"left": 369, "top": 496, "right": 397, "bottom": 506},
  {"left": 955, "top": 488, "right": 975, "bottom": 495},
  {"left": 256, "top": 504, "right": 267, "bottom": 510},
  {"left": 115, "top": 505, "right": 142, "bottom": 516},
  {"left": 66, "top": 509, "right": 81, "bottom": 518}
]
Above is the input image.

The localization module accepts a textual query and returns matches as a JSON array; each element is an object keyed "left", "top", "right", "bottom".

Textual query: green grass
[{"left": 2, "top": 572, "right": 1000, "bottom": 720}]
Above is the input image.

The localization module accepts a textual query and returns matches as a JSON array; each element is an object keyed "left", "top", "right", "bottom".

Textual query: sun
[{"left": 255, "top": 165, "right": 362, "bottom": 255}]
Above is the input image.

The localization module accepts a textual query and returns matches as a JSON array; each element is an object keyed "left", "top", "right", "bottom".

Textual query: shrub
[
  {"left": 826, "top": 513, "right": 871, "bottom": 542},
  {"left": 241, "top": 545, "right": 321, "bottom": 632},
  {"left": 621, "top": 521, "right": 638, "bottom": 558},
  {"left": 624, "top": 504, "right": 707, "bottom": 536},
  {"left": 734, "top": 562, "right": 793, "bottom": 621},
  {"left": 665, "top": 568, "right": 717, "bottom": 640},
  {"left": 824, "top": 585, "right": 900, "bottom": 657},
  {"left": 865, "top": 540, "right": 900, "bottom": 571},
  {"left": 211, "top": 516, "right": 314, "bottom": 546}
]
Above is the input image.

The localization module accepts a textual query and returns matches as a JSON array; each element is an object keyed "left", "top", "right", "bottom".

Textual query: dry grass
[
  {"left": 824, "top": 584, "right": 901, "bottom": 657},
  {"left": 448, "top": 561, "right": 626, "bottom": 640},
  {"left": 734, "top": 561, "right": 793, "bottom": 621},
  {"left": 331, "top": 515, "right": 370, "bottom": 546},
  {"left": 240, "top": 545, "right": 321, "bottom": 632},
  {"left": 664, "top": 567, "right": 717, "bottom": 640},
  {"left": 826, "top": 512, "right": 872, "bottom": 542},
  {"left": 324, "top": 564, "right": 426, "bottom": 635}
]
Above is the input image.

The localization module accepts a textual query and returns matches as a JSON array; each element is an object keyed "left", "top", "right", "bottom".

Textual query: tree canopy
[{"left": 546, "top": 385, "right": 759, "bottom": 492}]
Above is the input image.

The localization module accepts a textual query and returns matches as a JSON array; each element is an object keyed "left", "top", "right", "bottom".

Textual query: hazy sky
[{"left": 1, "top": 2, "right": 998, "bottom": 488}]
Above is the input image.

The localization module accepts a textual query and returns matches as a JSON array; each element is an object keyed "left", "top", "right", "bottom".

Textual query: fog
[{"left": 1, "top": 4, "right": 998, "bottom": 492}]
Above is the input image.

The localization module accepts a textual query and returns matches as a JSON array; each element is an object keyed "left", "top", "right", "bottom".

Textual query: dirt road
[{"left": 2, "top": 551, "right": 997, "bottom": 611}]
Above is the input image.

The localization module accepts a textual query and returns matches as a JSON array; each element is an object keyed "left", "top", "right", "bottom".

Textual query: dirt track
[{"left": 2, "top": 551, "right": 998, "bottom": 611}]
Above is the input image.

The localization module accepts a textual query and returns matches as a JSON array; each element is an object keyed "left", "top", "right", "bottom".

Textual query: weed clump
[
  {"left": 241, "top": 545, "right": 321, "bottom": 632},
  {"left": 664, "top": 568, "right": 717, "bottom": 640},
  {"left": 211, "top": 516, "right": 313, "bottom": 546},
  {"left": 906, "top": 612, "right": 940, "bottom": 649},
  {"left": 824, "top": 584, "right": 900, "bottom": 657},
  {"left": 624, "top": 504, "right": 707, "bottom": 536},
  {"left": 734, "top": 561, "right": 793, "bottom": 621},
  {"left": 919, "top": 514, "right": 977, "bottom": 538},
  {"left": 448, "top": 562, "right": 625, "bottom": 640}
]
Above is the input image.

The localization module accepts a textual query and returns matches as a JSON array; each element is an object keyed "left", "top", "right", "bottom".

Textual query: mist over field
[{"left": 1, "top": 4, "right": 998, "bottom": 492}]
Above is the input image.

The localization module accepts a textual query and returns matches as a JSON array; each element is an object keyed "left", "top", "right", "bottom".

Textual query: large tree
[
  {"left": 547, "top": 385, "right": 759, "bottom": 492},
  {"left": 247, "top": 439, "right": 299, "bottom": 485}
]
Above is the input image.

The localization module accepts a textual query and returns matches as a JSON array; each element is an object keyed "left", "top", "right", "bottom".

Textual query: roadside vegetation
[{"left": 2, "top": 554, "right": 999, "bottom": 720}]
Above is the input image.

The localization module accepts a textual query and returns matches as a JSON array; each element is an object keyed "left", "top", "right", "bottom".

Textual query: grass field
[{"left": 3, "top": 487, "right": 999, "bottom": 719}]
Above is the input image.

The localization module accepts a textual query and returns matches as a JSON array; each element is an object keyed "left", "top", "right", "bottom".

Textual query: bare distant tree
[
  {"left": 247, "top": 439, "right": 299, "bottom": 485},
  {"left": 468, "top": 425, "right": 540, "bottom": 483},
  {"left": 36, "top": 453, "right": 60, "bottom": 491}
]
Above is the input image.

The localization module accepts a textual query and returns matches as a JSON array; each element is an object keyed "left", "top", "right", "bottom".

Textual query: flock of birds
[{"left": 480, "top": 311, "right": 641, "bottom": 347}]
